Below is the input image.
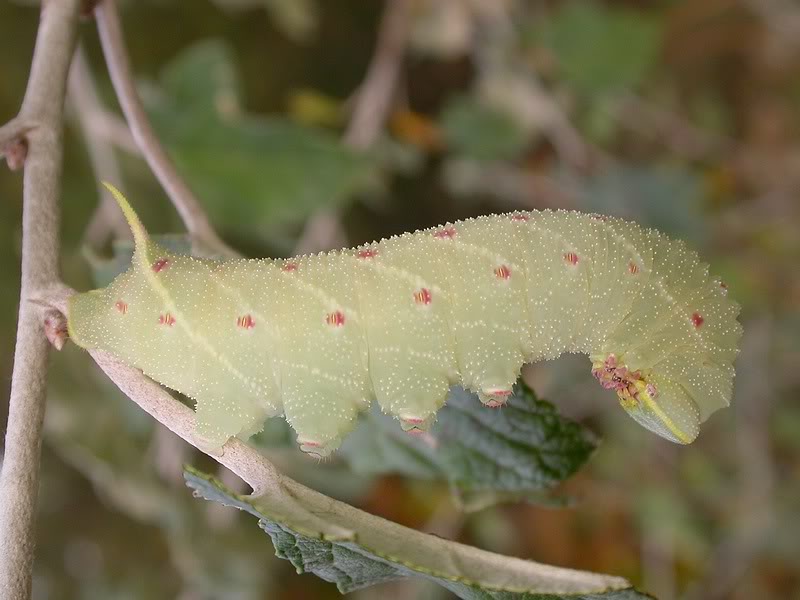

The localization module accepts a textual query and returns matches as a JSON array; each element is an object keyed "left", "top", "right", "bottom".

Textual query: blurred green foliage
[
  {"left": 1, "top": 0, "right": 799, "bottom": 599},
  {"left": 147, "top": 39, "right": 376, "bottom": 245}
]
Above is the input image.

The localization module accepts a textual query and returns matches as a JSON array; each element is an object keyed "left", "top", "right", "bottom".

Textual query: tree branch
[
  {"left": 296, "top": 0, "right": 412, "bottom": 254},
  {"left": 39, "top": 283, "right": 634, "bottom": 597},
  {"left": 68, "top": 44, "right": 133, "bottom": 248},
  {"left": 94, "top": 0, "right": 236, "bottom": 258},
  {"left": 0, "top": 1, "right": 82, "bottom": 598},
  {"left": 343, "top": 0, "right": 412, "bottom": 150}
]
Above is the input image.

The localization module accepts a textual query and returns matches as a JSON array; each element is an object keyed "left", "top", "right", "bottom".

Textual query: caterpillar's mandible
[{"left": 67, "top": 184, "right": 742, "bottom": 456}]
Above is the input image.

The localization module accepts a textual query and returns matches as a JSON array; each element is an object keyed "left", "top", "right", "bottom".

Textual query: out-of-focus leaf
[
  {"left": 159, "top": 39, "right": 241, "bottom": 116},
  {"left": 185, "top": 468, "right": 649, "bottom": 599},
  {"left": 340, "top": 383, "right": 596, "bottom": 505},
  {"left": 440, "top": 95, "right": 531, "bottom": 161},
  {"left": 145, "top": 40, "right": 375, "bottom": 244},
  {"left": 539, "top": 2, "right": 661, "bottom": 95}
]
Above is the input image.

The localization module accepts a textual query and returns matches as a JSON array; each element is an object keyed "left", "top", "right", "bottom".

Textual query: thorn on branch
[
  {"left": 2, "top": 137, "right": 28, "bottom": 171},
  {"left": 43, "top": 309, "right": 69, "bottom": 351}
]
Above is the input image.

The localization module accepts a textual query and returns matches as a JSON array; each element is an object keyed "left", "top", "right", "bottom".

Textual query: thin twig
[
  {"left": 94, "top": 0, "right": 236, "bottom": 258},
  {"left": 69, "top": 44, "right": 132, "bottom": 247},
  {"left": 343, "top": 0, "right": 412, "bottom": 149},
  {"left": 0, "top": 1, "right": 82, "bottom": 598},
  {"left": 296, "top": 0, "right": 412, "bottom": 254}
]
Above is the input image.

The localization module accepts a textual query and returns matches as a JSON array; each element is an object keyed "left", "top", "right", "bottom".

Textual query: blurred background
[{"left": 1, "top": 0, "right": 799, "bottom": 598}]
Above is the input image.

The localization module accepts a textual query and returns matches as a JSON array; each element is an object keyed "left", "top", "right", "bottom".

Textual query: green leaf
[
  {"left": 440, "top": 95, "right": 531, "bottom": 161},
  {"left": 185, "top": 468, "right": 651, "bottom": 599},
  {"left": 159, "top": 39, "right": 241, "bottom": 115},
  {"left": 540, "top": 2, "right": 661, "bottom": 95},
  {"left": 339, "top": 383, "right": 596, "bottom": 504},
  {"left": 145, "top": 40, "right": 375, "bottom": 243}
]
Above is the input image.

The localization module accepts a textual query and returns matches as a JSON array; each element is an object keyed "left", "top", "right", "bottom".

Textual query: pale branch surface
[
  {"left": 0, "top": 1, "right": 83, "bottom": 599},
  {"left": 343, "top": 0, "right": 412, "bottom": 150},
  {"left": 94, "top": 0, "right": 236, "bottom": 258}
]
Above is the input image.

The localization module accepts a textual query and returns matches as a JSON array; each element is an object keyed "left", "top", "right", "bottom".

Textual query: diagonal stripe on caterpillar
[{"left": 67, "top": 184, "right": 742, "bottom": 457}]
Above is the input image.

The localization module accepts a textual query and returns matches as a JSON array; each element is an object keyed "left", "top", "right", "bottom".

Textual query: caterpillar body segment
[{"left": 67, "top": 185, "right": 742, "bottom": 455}]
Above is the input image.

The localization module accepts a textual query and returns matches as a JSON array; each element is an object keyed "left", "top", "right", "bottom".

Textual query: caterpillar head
[
  {"left": 591, "top": 354, "right": 699, "bottom": 443},
  {"left": 591, "top": 312, "right": 741, "bottom": 444}
]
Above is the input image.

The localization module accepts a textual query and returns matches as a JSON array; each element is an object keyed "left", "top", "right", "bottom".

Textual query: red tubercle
[
  {"left": 326, "top": 310, "right": 346, "bottom": 327},
  {"left": 628, "top": 261, "right": 639, "bottom": 275},
  {"left": 281, "top": 262, "right": 298, "bottom": 272},
  {"left": 158, "top": 313, "right": 176, "bottom": 327},
  {"left": 494, "top": 264, "right": 511, "bottom": 280},
  {"left": 114, "top": 300, "right": 128, "bottom": 314},
  {"left": 434, "top": 227, "right": 457, "bottom": 239},
  {"left": 511, "top": 214, "right": 529, "bottom": 222},
  {"left": 414, "top": 288, "right": 432, "bottom": 305},
  {"left": 237, "top": 314, "right": 256, "bottom": 329},
  {"left": 357, "top": 249, "right": 378, "bottom": 259},
  {"left": 691, "top": 312, "right": 704, "bottom": 328},
  {"left": 152, "top": 258, "right": 170, "bottom": 273},
  {"left": 564, "top": 252, "right": 579, "bottom": 266}
]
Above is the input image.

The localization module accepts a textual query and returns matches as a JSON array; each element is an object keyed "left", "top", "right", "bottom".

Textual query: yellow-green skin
[{"left": 68, "top": 185, "right": 742, "bottom": 456}]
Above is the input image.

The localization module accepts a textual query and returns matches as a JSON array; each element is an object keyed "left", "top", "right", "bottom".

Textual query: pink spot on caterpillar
[
  {"left": 152, "top": 258, "right": 170, "bottom": 273},
  {"left": 405, "top": 428, "right": 425, "bottom": 436},
  {"left": 434, "top": 227, "right": 457, "bottom": 239},
  {"left": 357, "top": 249, "right": 378, "bottom": 259},
  {"left": 564, "top": 252, "right": 579, "bottom": 266},
  {"left": 326, "top": 311, "right": 345, "bottom": 327},
  {"left": 628, "top": 261, "right": 639, "bottom": 275},
  {"left": 590, "top": 214, "right": 608, "bottom": 221},
  {"left": 692, "top": 312, "right": 704, "bottom": 328},
  {"left": 494, "top": 264, "right": 511, "bottom": 280},
  {"left": 646, "top": 384, "right": 658, "bottom": 398},
  {"left": 158, "top": 313, "right": 176, "bottom": 327},
  {"left": 114, "top": 300, "right": 128, "bottom": 314},
  {"left": 301, "top": 440, "right": 322, "bottom": 448},
  {"left": 511, "top": 214, "right": 529, "bottom": 222},
  {"left": 282, "top": 263, "right": 298, "bottom": 272},
  {"left": 403, "top": 416, "right": 425, "bottom": 425},
  {"left": 414, "top": 288, "right": 432, "bottom": 305},
  {"left": 237, "top": 314, "right": 255, "bottom": 329}
]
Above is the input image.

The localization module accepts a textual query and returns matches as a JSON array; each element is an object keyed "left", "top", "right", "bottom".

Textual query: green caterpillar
[{"left": 68, "top": 184, "right": 742, "bottom": 456}]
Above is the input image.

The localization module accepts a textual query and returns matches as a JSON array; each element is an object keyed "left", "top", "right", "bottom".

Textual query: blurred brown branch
[
  {"left": 295, "top": 0, "right": 413, "bottom": 255},
  {"left": 0, "top": 2, "right": 82, "bottom": 599},
  {"left": 69, "top": 44, "right": 133, "bottom": 248},
  {"left": 94, "top": 0, "right": 237, "bottom": 258}
]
